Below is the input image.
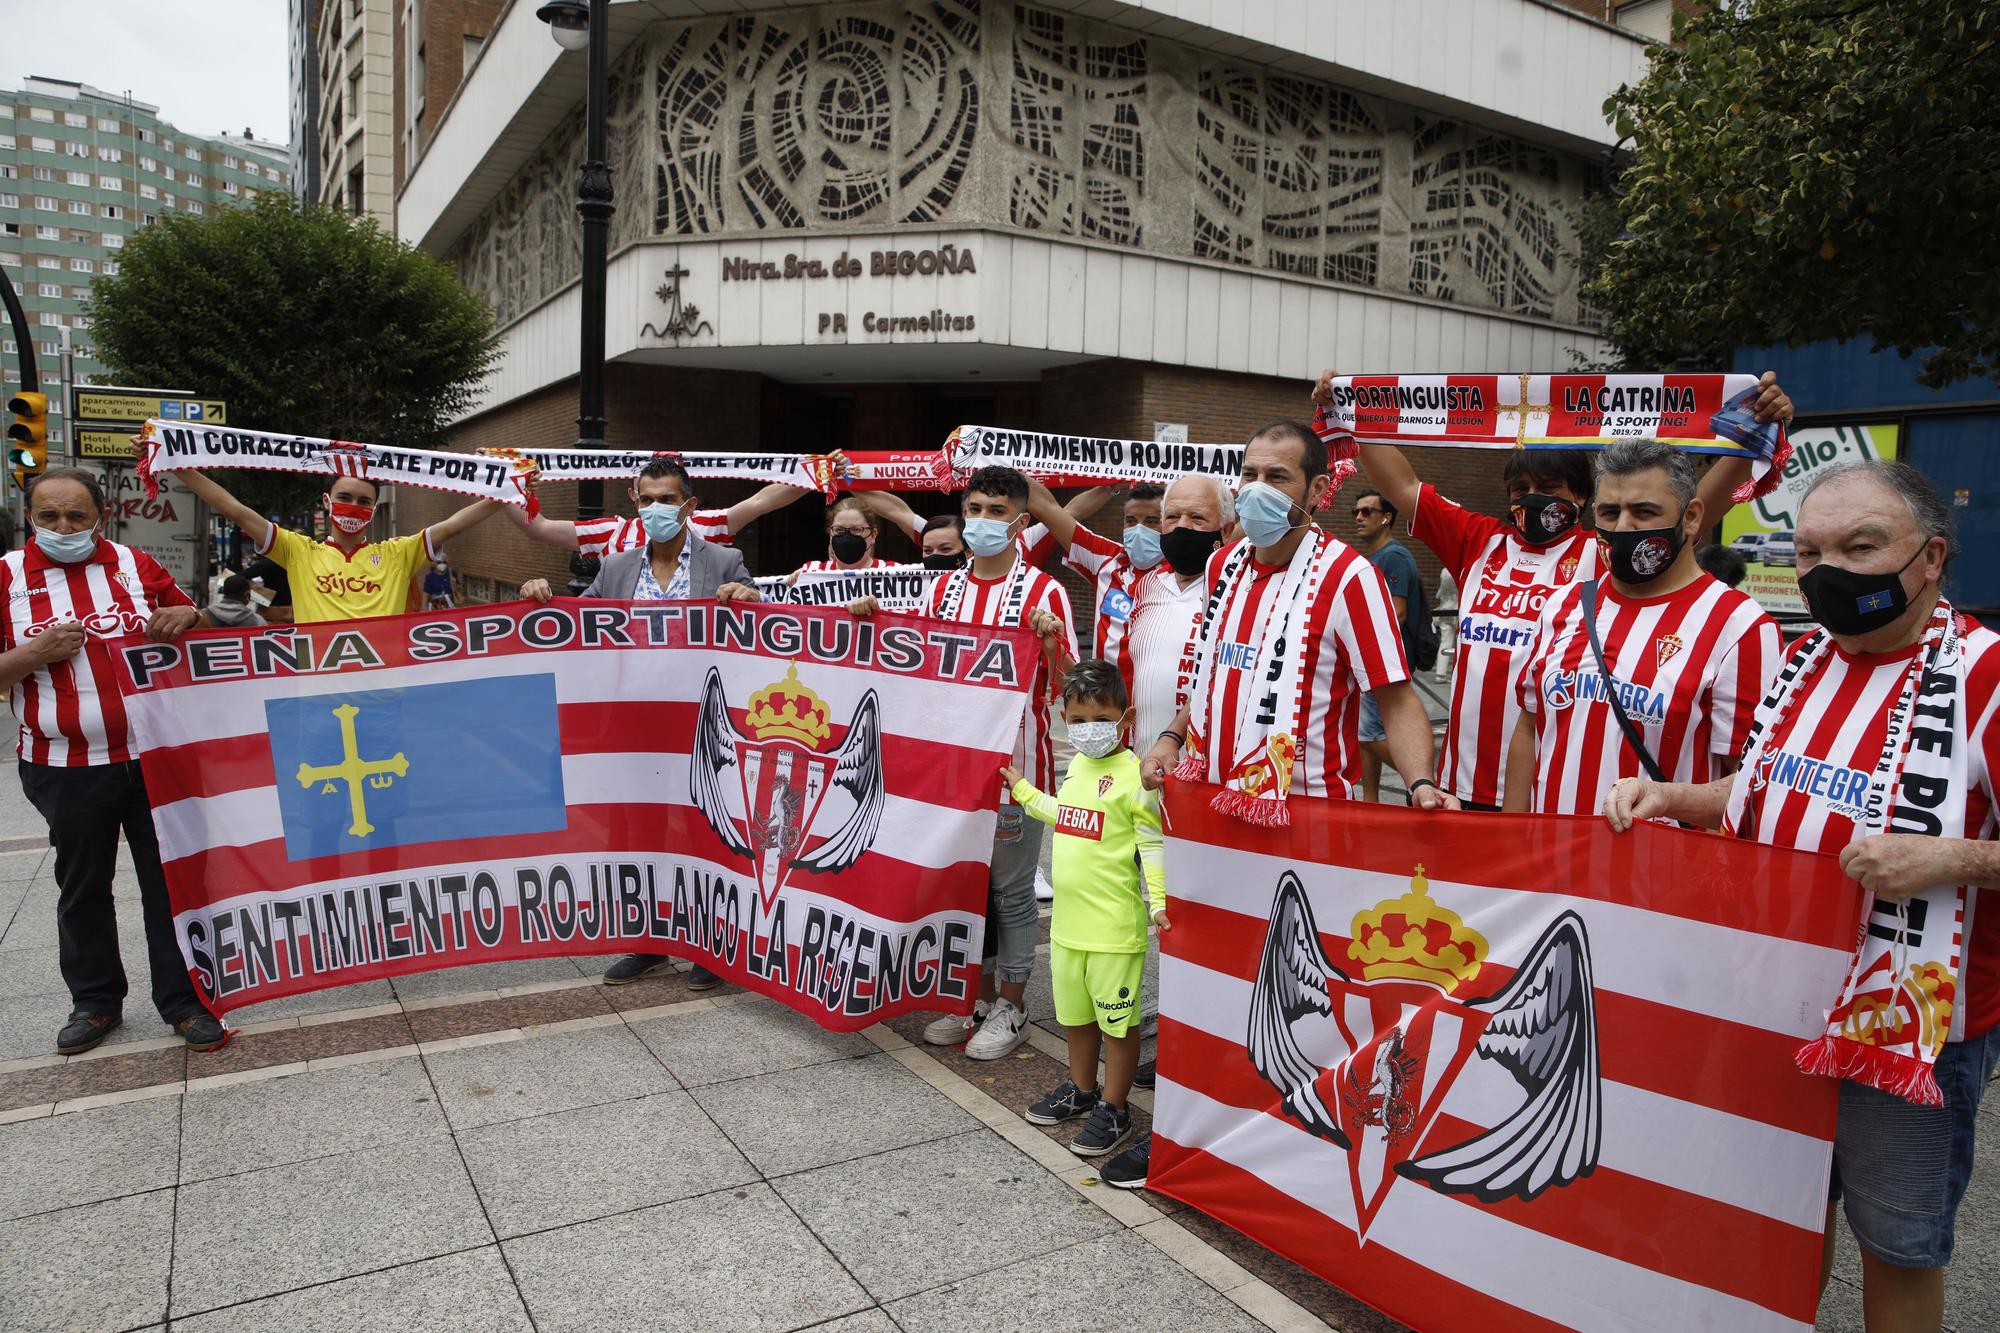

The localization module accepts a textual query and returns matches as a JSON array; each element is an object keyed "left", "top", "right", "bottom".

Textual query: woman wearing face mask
[
  {"left": 1313, "top": 367, "right": 1796, "bottom": 810},
  {"left": 920, "top": 514, "right": 967, "bottom": 570},
  {"left": 791, "top": 497, "right": 895, "bottom": 576},
  {"left": 179, "top": 466, "right": 512, "bottom": 624}
]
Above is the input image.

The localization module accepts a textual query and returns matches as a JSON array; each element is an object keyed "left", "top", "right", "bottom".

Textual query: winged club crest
[
  {"left": 689, "top": 665, "right": 885, "bottom": 911},
  {"left": 1246, "top": 866, "right": 1601, "bottom": 1240}
]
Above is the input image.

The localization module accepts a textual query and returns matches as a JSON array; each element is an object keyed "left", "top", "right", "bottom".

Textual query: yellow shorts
[{"left": 1050, "top": 942, "right": 1145, "bottom": 1037}]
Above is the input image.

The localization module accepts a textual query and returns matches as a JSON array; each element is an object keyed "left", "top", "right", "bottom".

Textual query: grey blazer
[{"left": 583, "top": 534, "right": 752, "bottom": 600}]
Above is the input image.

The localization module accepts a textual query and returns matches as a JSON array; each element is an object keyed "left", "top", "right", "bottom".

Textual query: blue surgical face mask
[
  {"left": 640, "top": 501, "right": 685, "bottom": 544},
  {"left": 33, "top": 524, "right": 98, "bottom": 564},
  {"left": 1122, "top": 523, "right": 1163, "bottom": 569},
  {"left": 963, "top": 516, "right": 1015, "bottom": 558},
  {"left": 1235, "top": 481, "right": 1302, "bottom": 548}
]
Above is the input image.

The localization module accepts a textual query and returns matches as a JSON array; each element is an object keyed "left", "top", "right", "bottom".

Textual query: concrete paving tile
[
  {"left": 629, "top": 995, "right": 875, "bottom": 1087},
  {"left": 390, "top": 956, "right": 587, "bottom": 1001},
  {"left": 886, "top": 1229, "right": 1261, "bottom": 1331},
  {"left": 806, "top": 1314, "right": 899, "bottom": 1333},
  {"left": 196, "top": 1013, "right": 416, "bottom": 1077},
  {"left": 425, "top": 1023, "right": 676, "bottom": 1130},
  {"left": 771, "top": 1130, "right": 1120, "bottom": 1302},
  {"left": 0, "top": 1187, "right": 174, "bottom": 1332},
  {"left": 1170, "top": 1205, "right": 1402, "bottom": 1331},
  {"left": 179, "top": 1054, "right": 448, "bottom": 1182},
  {"left": 0, "top": 945, "right": 62, "bottom": 1000},
  {"left": 0, "top": 989, "right": 92, "bottom": 1062},
  {"left": 224, "top": 978, "right": 397, "bottom": 1026},
  {"left": 405, "top": 985, "right": 614, "bottom": 1042},
  {"left": 170, "top": 1247, "right": 534, "bottom": 1333},
  {"left": 504, "top": 1182, "right": 870, "bottom": 1332},
  {"left": 691, "top": 1051, "right": 977, "bottom": 1176},
  {"left": 459, "top": 1089, "right": 757, "bottom": 1238},
  {"left": 0, "top": 1090, "right": 179, "bottom": 1220},
  {"left": 171, "top": 1135, "right": 493, "bottom": 1317}
]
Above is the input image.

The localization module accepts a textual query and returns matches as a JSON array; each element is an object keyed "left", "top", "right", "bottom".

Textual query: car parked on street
[{"left": 1761, "top": 530, "right": 1797, "bottom": 566}]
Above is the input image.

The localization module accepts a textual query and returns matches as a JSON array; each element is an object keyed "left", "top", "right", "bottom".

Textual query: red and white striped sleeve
[
  {"left": 1061, "top": 525, "right": 1121, "bottom": 580},
  {"left": 1331, "top": 556, "right": 1410, "bottom": 692},
  {"left": 133, "top": 550, "right": 194, "bottom": 610},
  {"left": 573, "top": 516, "right": 631, "bottom": 559},
  {"left": 1707, "top": 607, "right": 1782, "bottom": 763}
]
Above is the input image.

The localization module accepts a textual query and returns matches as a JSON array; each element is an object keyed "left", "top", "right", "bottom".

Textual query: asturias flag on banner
[
  {"left": 1151, "top": 788, "right": 1864, "bottom": 1332},
  {"left": 114, "top": 599, "right": 1037, "bottom": 1030}
]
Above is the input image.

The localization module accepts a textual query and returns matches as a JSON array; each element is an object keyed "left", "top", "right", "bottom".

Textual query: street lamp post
[{"left": 538, "top": 0, "right": 612, "bottom": 584}]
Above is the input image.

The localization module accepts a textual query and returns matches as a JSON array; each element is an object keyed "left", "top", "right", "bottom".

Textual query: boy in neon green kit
[{"left": 1000, "top": 659, "right": 1169, "bottom": 1157}]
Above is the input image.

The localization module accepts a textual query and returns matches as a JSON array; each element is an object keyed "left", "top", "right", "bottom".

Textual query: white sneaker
[
  {"left": 1033, "top": 868, "right": 1055, "bottom": 902},
  {"left": 923, "top": 1001, "right": 988, "bottom": 1046},
  {"left": 964, "top": 998, "right": 1029, "bottom": 1060}
]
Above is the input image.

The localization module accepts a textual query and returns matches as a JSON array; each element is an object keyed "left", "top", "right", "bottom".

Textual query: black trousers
[{"left": 19, "top": 760, "right": 204, "bottom": 1026}]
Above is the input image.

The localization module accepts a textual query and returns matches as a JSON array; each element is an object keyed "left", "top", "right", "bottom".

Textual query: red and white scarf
[
  {"left": 1311, "top": 372, "right": 1793, "bottom": 502},
  {"left": 1738, "top": 601, "right": 1968, "bottom": 1105},
  {"left": 1172, "top": 530, "right": 1340, "bottom": 826}
]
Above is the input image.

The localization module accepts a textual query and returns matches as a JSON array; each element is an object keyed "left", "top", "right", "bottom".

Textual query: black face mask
[
  {"left": 921, "top": 551, "right": 965, "bottom": 572},
  {"left": 1510, "top": 492, "right": 1581, "bottom": 543},
  {"left": 829, "top": 531, "right": 869, "bottom": 564},
  {"left": 1599, "top": 516, "right": 1687, "bottom": 586},
  {"left": 1799, "top": 544, "right": 1926, "bottom": 637},
  {"left": 1160, "top": 525, "right": 1223, "bottom": 577}
]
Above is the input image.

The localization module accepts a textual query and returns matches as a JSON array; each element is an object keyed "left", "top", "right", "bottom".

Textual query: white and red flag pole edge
[{"left": 1311, "top": 372, "right": 1793, "bottom": 503}]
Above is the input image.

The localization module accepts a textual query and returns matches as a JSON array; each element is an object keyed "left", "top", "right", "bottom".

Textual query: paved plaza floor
[{"left": 0, "top": 768, "right": 1994, "bottom": 1331}]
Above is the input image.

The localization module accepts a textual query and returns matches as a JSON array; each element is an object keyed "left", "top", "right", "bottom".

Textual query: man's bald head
[{"left": 1163, "top": 473, "right": 1234, "bottom": 532}]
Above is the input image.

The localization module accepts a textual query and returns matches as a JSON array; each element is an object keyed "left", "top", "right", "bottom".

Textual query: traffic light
[{"left": 7, "top": 390, "right": 47, "bottom": 490}]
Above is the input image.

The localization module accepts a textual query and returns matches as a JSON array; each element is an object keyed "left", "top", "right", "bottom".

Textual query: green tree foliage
[
  {"left": 87, "top": 194, "right": 499, "bottom": 512},
  {"left": 1579, "top": 0, "right": 1997, "bottom": 386}
]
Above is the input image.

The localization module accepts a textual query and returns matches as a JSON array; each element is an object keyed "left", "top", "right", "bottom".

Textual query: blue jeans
[
  {"left": 1830, "top": 1026, "right": 2000, "bottom": 1267},
  {"left": 1358, "top": 691, "right": 1385, "bottom": 743}
]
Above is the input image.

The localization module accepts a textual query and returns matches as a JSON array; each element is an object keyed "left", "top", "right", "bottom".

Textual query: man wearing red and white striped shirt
[
  {"left": 1142, "top": 423, "right": 1451, "bottom": 812},
  {"left": 1315, "top": 367, "right": 1795, "bottom": 810},
  {"left": 1506, "top": 439, "right": 1780, "bottom": 816},
  {"left": 1, "top": 470, "right": 225, "bottom": 1054},
  {"left": 1607, "top": 461, "right": 2000, "bottom": 1329},
  {"left": 849, "top": 465, "right": 1077, "bottom": 1060},
  {"left": 1019, "top": 481, "right": 1163, "bottom": 687}
]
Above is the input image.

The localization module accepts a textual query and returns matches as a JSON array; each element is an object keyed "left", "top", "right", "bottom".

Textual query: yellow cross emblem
[
  {"left": 1496, "top": 372, "right": 1557, "bottom": 448},
  {"left": 295, "top": 703, "right": 408, "bottom": 838}
]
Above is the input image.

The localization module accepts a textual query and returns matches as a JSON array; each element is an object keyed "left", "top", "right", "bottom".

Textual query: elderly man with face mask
[
  {"left": 1606, "top": 461, "right": 2000, "bottom": 1333},
  {"left": 0, "top": 469, "right": 224, "bottom": 1054},
  {"left": 1504, "top": 439, "right": 1780, "bottom": 816}
]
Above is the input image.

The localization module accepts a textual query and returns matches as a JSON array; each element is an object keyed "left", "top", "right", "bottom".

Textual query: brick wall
[{"left": 394, "top": 0, "right": 503, "bottom": 190}]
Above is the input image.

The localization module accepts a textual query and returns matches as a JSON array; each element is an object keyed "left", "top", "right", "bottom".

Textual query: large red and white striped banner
[
  {"left": 111, "top": 600, "right": 1035, "bottom": 1029},
  {"left": 1152, "top": 787, "right": 1862, "bottom": 1332}
]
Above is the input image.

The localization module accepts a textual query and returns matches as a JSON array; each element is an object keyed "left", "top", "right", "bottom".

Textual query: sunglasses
[{"left": 1352, "top": 507, "right": 1383, "bottom": 518}]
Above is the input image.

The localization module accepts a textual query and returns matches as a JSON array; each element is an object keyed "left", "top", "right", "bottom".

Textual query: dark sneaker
[
  {"left": 1025, "top": 1078, "right": 1100, "bottom": 1125},
  {"left": 603, "top": 953, "right": 674, "bottom": 985},
  {"left": 1099, "top": 1133, "right": 1151, "bottom": 1188},
  {"left": 686, "top": 964, "right": 723, "bottom": 992},
  {"left": 1071, "top": 1099, "right": 1134, "bottom": 1157},
  {"left": 174, "top": 1014, "right": 232, "bottom": 1052},
  {"left": 1132, "top": 1059, "right": 1156, "bottom": 1089},
  {"left": 56, "top": 1011, "right": 120, "bottom": 1055}
]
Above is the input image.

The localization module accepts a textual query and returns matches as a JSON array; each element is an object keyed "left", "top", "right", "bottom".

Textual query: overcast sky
[{"left": 0, "top": 0, "right": 289, "bottom": 145}]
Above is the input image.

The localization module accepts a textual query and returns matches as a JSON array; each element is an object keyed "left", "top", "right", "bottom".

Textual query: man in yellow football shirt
[{"left": 180, "top": 470, "right": 509, "bottom": 622}]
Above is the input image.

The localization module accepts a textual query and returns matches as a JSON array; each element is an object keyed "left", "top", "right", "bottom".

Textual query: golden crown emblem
[
  {"left": 1347, "top": 865, "right": 1487, "bottom": 994},
  {"left": 746, "top": 665, "right": 833, "bottom": 747}
]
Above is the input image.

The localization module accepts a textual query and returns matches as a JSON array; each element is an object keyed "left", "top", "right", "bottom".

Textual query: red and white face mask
[{"left": 328, "top": 501, "right": 372, "bottom": 535}]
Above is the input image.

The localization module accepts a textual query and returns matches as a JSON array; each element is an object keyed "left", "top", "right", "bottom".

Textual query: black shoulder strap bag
[{"left": 1580, "top": 580, "right": 1666, "bottom": 783}]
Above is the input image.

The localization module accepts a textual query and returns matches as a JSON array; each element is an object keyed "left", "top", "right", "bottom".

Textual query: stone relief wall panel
[{"left": 450, "top": 0, "right": 1588, "bottom": 333}]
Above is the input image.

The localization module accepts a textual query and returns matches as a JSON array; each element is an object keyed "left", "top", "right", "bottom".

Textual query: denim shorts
[
  {"left": 1829, "top": 1025, "right": 2000, "bottom": 1268},
  {"left": 1358, "top": 691, "right": 1385, "bottom": 743}
]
